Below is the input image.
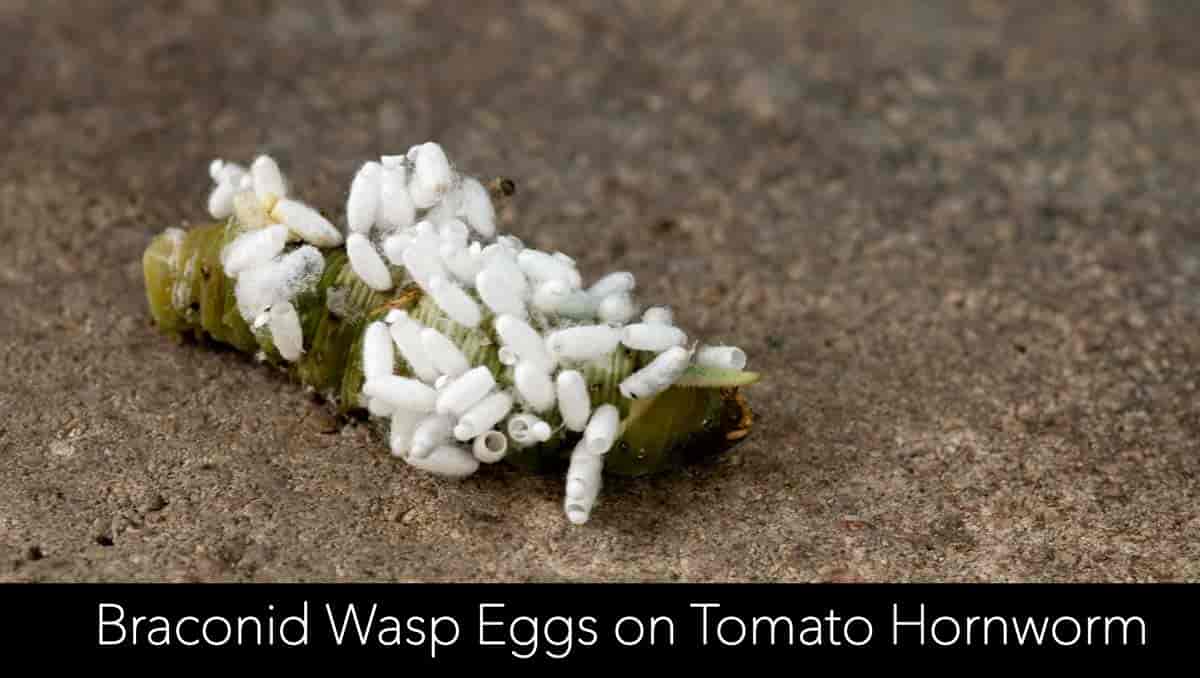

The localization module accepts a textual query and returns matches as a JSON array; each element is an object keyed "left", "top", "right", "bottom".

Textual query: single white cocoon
[
  {"left": 472, "top": 431, "right": 508, "bottom": 463},
  {"left": 494, "top": 315, "right": 555, "bottom": 371},
  {"left": 517, "top": 249, "right": 582, "bottom": 288},
  {"left": 619, "top": 346, "right": 691, "bottom": 399},
  {"left": 459, "top": 177, "right": 496, "bottom": 237},
  {"left": 207, "top": 180, "right": 238, "bottom": 219},
  {"left": 587, "top": 271, "right": 635, "bottom": 298},
  {"left": 407, "top": 443, "right": 479, "bottom": 478},
  {"left": 427, "top": 275, "right": 481, "bottom": 328},
  {"left": 346, "top": 161, "right": 381, "bottom": 234},
  {"left": 419, "top": 327, "right": 470, "bottom": 377},
  {"left": 379, "top": 164, "right": 416, "bottom": 231},
  {"left": 507, "top": 413, "right": 551, "bottom": 445},
  {"left": 437, "top": 219, "right": 469, "bottom": 250},
  {"left": 498, "top": 346, "right": 518, "bottom": 366},
  {"left": 435, "top": 365, "right": 495, "bottom": 417},
  {"left": 361, "top": 321, "right": 394, "bottom": 380},
  {"left": 514, "top": 360, "right": 556, "bottom": 412},
  {"left": 584, "top": 403, "right": 620, "bottom": 455},
  {"left": 620, "top": 323, "right": 687, "bottom": 352},
  {"left": 388, "top": 316, "right": 440, "bottom": 383},
  {"left": 564, "top": 440, "right": 604, "bottom": 525},
  {"left": 531, "top": 279, "right": 570, "bottom": 313},
  {"left": 480, "top": 246, "right": 528, "bottom": 295},
  {"left": 545, "top": 325, "right": 621, "bottom": 362},
  {"left": 251, "top": 155, "right": 286, "bottom": 202},
  {"left": 475, "top": 268, "right": 527, "bottom": 319},
  {"left": 367, "top": 395, "right": 396, "bottom": 418},
  {"left": 411, "top": 414, "right": 455, "bottom": 458},
  {"left": 454, "top": 391, "right": 514, "bottom": 441},
  {"left": 268, "top": 301, "right": 304, "bottom": 361},
  {"left": 597, "top": 293, "right": 636, "bottom": 324},
  {"left": 642, "top": 306, "right": 673, "bottom": 325},
  {"left": 555, "top": 370, "right": 591, "bottom": 432},
  {"left": 401, "top": 232, "right": 447, "bottom": 287},
  {"left": 389, "top": 409, "right": 422, "bottom": 459},
  {"left": 234, "top": 190, "right": 270, "bottom": 229},
  {"left": 221, "top": 224, "right": 289, "bottom": 277},
  {"left": 442, "top": 241, "right": 485, "bottom": 285},
  {"left": 381, "top": 230, "right": 412, "bottom": 266},
  {"left": 362, "top": 375, "right": 437, "bottom": 413},
  {"left": 696, "top": 345, "right": 748, "bottom": 370},
  {"left": 271, "top": 198, "right": 344, "bottom": 247},
  {"left": 409, "top": 142, "right": 454, "bottom": 208},
  {"left": 346, "top": 233, "right": 393, "bottom": 291}
]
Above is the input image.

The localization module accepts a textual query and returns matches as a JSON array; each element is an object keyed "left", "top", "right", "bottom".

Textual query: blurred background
[{"left": 1, "top": 1, "right": 1198, "bottom": 581}]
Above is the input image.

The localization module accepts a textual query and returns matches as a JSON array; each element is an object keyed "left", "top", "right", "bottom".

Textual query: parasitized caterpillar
[{"left": 142, "top": 144, "right": 759, "bottom": 524}]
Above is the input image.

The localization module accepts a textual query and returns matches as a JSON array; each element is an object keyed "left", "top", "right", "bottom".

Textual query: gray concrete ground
[{"left": 1, "top": 1, "right": 1198, "bottom": 581}]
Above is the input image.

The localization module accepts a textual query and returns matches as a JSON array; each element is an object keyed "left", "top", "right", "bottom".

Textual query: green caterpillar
[{"left": 142, "top": 149, "right": 758, "bottom": 523}]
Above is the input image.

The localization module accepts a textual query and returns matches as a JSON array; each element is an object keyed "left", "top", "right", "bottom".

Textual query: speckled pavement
[{"left": 1, "top": 1, "right": 1198, "bottom": 581}]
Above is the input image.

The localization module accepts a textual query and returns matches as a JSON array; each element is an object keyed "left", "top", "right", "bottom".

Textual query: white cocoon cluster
[
  {"left": 545, "top": 325, "right": 621, "bottom": 362},
  {"left": 346, "top": 233, "right": 393, "bottom": 291},
  {"left": 454, "top": 391, "right": 514, "bottom": 441},
  {"left": 583, "top": 404, "right": 620, "bottom": 455},
  {"left": 379, "top": 164, "right": 416, "bottom": 231},
  {"left": 411, "top": 414, "right": 455, "bottom": 458},
  {"left": 426, "top": 275, "right": 481, "bottom": 328},
  {"left": 409, "top": 142, "right": 454, "bottom": 209},
  {"left": 436, "top": 366, "right": 495, "bottom": 417},
  {"left": 361, "top": 321, "right": 394, "bottom": 380},
  {"left": 363, "top": 375, "right": 437, "bottom": 412},
  {"left": 268, "top": 301, "right": 304, "bottom": 361},
  {"left": 555, "top": 370, "right": 591, "bottom": 432},
  {"left": 514, "top": 360, "right": 556, "bottom": 412},
  {"left": 619, "top": 346, "right": 691, "bottom": 399},
  {"left": 234, "top": 245, "right": 325, "bottom": 322},
  {"left": 271, "top": 198, "right": 343, "bottom": 247},
  {"left": 387, "top": 314, "right": 440, "bottom": 383},
  {"left": 419, "top": 327, "right": 470, "bottom": 377},
  {"left": 407, "top": 443, "right": 479, "bottom": 478},
  {"left": 202, "top": 142, "right": 762, "bottom": 525},
  {"left": 251, "top": 155, "right": 286, "bottom": 202},
  {"left": 494, "top": 315, "right": 555, "bottom": 371},
  {"left": 347, "top": 161, "right": 381, "bottom": 234},
  {"left": 222, "top": 224, "right": 288, "bottom": 277},
  {"left": 472, "top": 431, "right": 508, "bottom": 463},
  {"left": 564, "top": 441, "right": 604, "bottom": 525},
  {"left": 696, "top": 345, "right": 747, "bottom": 370},
  {"left": 621, "top": 323, "right": 687, "bottom": 352}
]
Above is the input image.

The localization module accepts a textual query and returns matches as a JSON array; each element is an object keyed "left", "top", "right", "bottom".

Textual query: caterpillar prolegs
[{"left": 143, "top": 146, "right": 759, "bottom": 524}]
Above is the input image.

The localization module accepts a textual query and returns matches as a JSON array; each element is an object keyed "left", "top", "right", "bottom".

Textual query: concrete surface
[{"left": 1, "top": 1, "right": 1198, "bottom": 581}]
